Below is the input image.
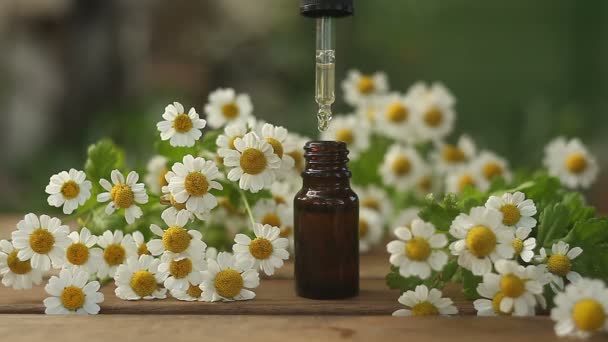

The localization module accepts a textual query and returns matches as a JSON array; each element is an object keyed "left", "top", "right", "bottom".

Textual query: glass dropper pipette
[{"left": 315, "top": 16, "right": 335, "bottom": 132}]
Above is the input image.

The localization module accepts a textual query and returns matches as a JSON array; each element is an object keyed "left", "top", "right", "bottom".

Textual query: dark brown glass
[{"left": 294, "top": 141, "right": 359, "bottom": 299}]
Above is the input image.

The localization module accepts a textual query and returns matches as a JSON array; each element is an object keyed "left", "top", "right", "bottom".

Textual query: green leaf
[
  {"left": 84, "top": 139, "right": 124, "bottom": 191},
  {"left": 386, "top": 266, "right": 423, "bottom": 292},
  {"left": 561, "top": 192, "right": 596, "bottom": 224},
  {"left": 350, "top": 134, "right": 392, "bottom": 186},
  {"left": 154, "top": 140, "right": 197, "bottom": 164},
  {"left": 457, "top": 186, "right": 486, "bottom": 213},
  {"left": 418, "top": 193, "right": 461, "bottom": 231},
  {"left": 536, "top": 203, "right": 571, "bottom": 248},
  {"left": 563, "top": 217, "right": 608, "bottom": 282},
  {"left": 462, "top": 269, "right": 483, "bottom": 300},
  {"left": 200, "top": 130, "right": 221, "bottom": 154}
]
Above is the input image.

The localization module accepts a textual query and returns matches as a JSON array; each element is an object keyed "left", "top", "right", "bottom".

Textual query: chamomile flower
[
  {"left": 391, "top": 207, "right": 421, "bottom": 234},
  {"left": 321, "top": 115, "right": 370, "bottom": 159},
  {"left": 392, "top": 285, "right": 458, "bottom": 317},
  {"left": 115, "top": 255, "right": 167, "bottom": 300},
  {"left": 485, "top": 192, "right": 537, "bottom": 230},
  {"left": 432, "top": 135, "right": 476, "bottom": 173},
  {"left": 97, "top": 170, "right": 149, "bottom": 224},
  {"left": 413, "top": 166, "right": 437, "bottom": 197},
  {"left": 204, "top": 88, "right": 253, "bottom": 129},
  {"left": 270, "top": 180, "right": 299, "bottom": 207},
  {"left": 170, "top": 281, "right": 205, "bottom": 302},
  {"left": 223, "top": 132, "right": 281, "bottom": 193},
  {"left": 543, "top": 137, "right": 599, "bottom": 189},
  {"left": 0, "top": 240, "right": 43, "bottom": 289},
  {"left": 144, "top": 155, "right": 169, "bottom": 194},
  {"left": 216, "top": 121, "right": 249, "bottom": 158},
  {"left": 475, "top": 260, "right": 546, "bottom": 316},
  {"left": 147, "top": 209, "right": 206, "bottom": 260},
  {"left": 157, "top": 102, "right": 206, "bottom": 147},
  {"left": 253, "top": 199, "right": 293, "bottom": 241},
  {"left": 44, "top": 268, "right": 103, "bottom": 315},
  {"left": 166, "top": 155, "right": 223, "bottom": 213},
  {"left": 354, "top": 185, "right": 393, "bottom": 219},
  {"left": 11, "top": 213, "right": 70, "bottom": 271},
  {"left": 410, "top": 82, "right": 456, "bottom": 142},
  {"left": 472, "top": 151, "right": 512, "bottom": 191},
  {"left": 96, "top": 230, "right": 136, "bottom": 279},
  {"left": 379, "top": 144, "right": 425, "bottom": 191},
  {"left": 158, "top": 254, "right": 205, "bottom": 292},
  {"left": 342, "top": 70, "right": 389, "bottom": 107},
  {"left": 132, "top": 231, "right": 151, "bottom": 256},
  {"left": 359, "top": 208, "right": 384, "bottom": 253},
  {"left": 201, "top": 252, "right": 260, "bottom": 302},
  {"left": 387, "top": 219, "right": 448, "bottom": 279},
  {"left": 446, "top": 166, "right": 481, "bottom": 194},
  {"left": 260, "top": 123, "right": 295, "bottom": 177},
  {"left": 61, "top": 227, "right": 102, "bottom": 274},
  {"left": 449, "top": 206, "right": 514, "bottom": 275},
  {"left": 551, "top": 278, "right": 608, "bottom": 339},
  {"left": 283, "top": 133, "right": 309, "bottom": 174},
  {"left": 45, "top": 169, "right": 92, "bottom": 215},
  {"left": 233, "top": 223, "right": 289, "bottom": 276},
  {"left": 375, "top": 93, "right": 416, "bottom": 142},
  {"left": 511, "top": 227, "right": 537, "bottom": 263},
  {"left": 536, "top": 241, "right": 583, "bottom": 292}
]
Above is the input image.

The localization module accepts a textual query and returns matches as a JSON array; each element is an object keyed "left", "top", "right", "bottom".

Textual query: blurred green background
[{"left": 0, "top": 0, "right": 606, "bottom": 213}]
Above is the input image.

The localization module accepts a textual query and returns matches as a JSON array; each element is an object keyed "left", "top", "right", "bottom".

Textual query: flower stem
[{"left": 239, "top": 189, "right": 256, "bottom": 227}]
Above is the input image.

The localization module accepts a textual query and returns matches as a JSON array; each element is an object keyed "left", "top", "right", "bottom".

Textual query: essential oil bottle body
[{"left": 294, "top": 141, "right": 359, "bottom": 299}]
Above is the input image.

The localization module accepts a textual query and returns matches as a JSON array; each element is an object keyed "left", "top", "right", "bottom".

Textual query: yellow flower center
[
  {"left": 214, "top": 269, "right": 244, "bottom": 298},
  {"left": 457, "top": 174, "right": 475, "bottom": 192},
  {"left": 6, "top": 250, "right": 31, "bottom": 275},
  {"left": 169, "top": 258, "right": 193, "bottom": 279},
  {"left": 265, "top": 138, "right": 284, "bottom": 158},
  {"left": 424, "top": 107, "right": 443, "bottom": 127},
  {"left": 405, "top": 237, "right": 432, "bottom": 261},
  {"left": 442, "top": 145, "right": 466, "bottom": 163},
  {"left": 492, "top": 292, "right": 512, "bottom": 315},
  {"left": 361, "top": 197, "right": 380, "bottom": 211},
  {"left": 103, "top": 244, "right": 126, "bottom": 266},
  {"left": 137, "top": 243, "right": 150, "bottom": 256},
  {"left": 418, "top": 175, "right": 432, "bottom": 193},
  {"left": 158, "top": 168, "right": 169, "bottom": 188},
  {"left": 279, "top": 226, "right": 293, "bottom": 238},
  {"left": 274, "top": 195, "right": 287, "bottom": 205},
  {"left": 261, "top": 213, "right": 281, "bottom": 227},
  {"left": 512, "top": 238, "right": 524, "bottom": 254},
  {"left": 169, "top": 195, "right": 187, "bottom": 210},
  {"left": 391, "top": 156, "right": 411, "bottom": 176},
  {"left": 187, "top": 283, "right": 203, "bottom": 298},
  {"left": 240, "top": 148, "right": 267, "bottom": 175},
  {"left": 29, "top": 228, "right": 55, "bottom": 255},
  {"left": 500, "top": 204, "right": 521, "bottom": 226},
  {"left": 500, "top": 274, "right": 525, "bottom": 298},
  {"left": 249, "top": 238, "right": 274, "bottom": 260},
  {"left": 184, "top": 172, "right": 209, "bottom": 197},
  {"left": 60, "top": 286, "right": 86, "bottom": 311},
  {"left": 130, "top": 270, "right": 157, "bottom": 297},
  {"left": 221, "top": 103, "right": 239, "bottom": 119},
  {"left": 335, "top": 128, "right": 354, "bottom": 145},
  {"left": 359, "top": 219, "right": 369, "bottom": 238},
  {"left": 66, "top": 242, "right": 89, "bottom": 265},
  {"left": 482, "top": 162, "right": 503, "bottom": 181},
  {"left": 173, "top": 113, "right": 193, "bottom": 133},
  {"left": 465, "top": 225, "right": 496, "bottom": 258},
  {"left": 110, "top": 184, "right": 134, "bottom": 209},
  {"left": 357, "top": 76, "right": 375, "bottom": 94},
  {"left": 61, "top": 181, "right": 80, "bottom": 199},
  {"left": 385, "top": 102, "right": 408, "bottom": 123},
  {"left": 565, "top": 153, "right": 588, "bottom": 174},
  {"left": 228, "top": 135, "right": 243, "bottom": 150},
  {"left": 547, "top": 254, "right": 571, "bottom": 277},
  {"left": 162, "top": 227, "right": 192, "bottom": 254},
  {"left": 573, "top": 299, "right": 606, "bottom": 332},
  {"left": 366, "top": 107, "right": 376, "bottom": 121},
  {"left": 287, "top": 151, "right": 304, "bottom": 172},
  {"left": 411, "top": 301, "right": 439, "bottom": 316}
]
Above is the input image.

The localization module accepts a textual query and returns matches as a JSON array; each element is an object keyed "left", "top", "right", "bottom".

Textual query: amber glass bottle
[{"left": 294, "top": 141, "right": 359, "bottom": 299}]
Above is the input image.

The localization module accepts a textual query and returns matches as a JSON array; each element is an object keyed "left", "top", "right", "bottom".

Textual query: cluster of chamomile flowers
[
  {"left": 332, "top": 70, "right": 599, "bottom": 259},
  {"left": 385, "top": 191, "right": 608, "bottom": 338},
  {"left": 0, "top": 88, "right": 305, "bottom": 314}
]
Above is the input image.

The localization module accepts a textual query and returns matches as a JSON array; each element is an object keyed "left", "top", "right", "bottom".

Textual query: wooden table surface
[{"left": 0, "top": 215, "right": 599, "bottom": 341}]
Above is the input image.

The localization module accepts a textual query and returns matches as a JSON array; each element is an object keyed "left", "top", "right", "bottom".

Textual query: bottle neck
[{"left": 301, "top": 140, "right": 351, "bottom": 187}]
